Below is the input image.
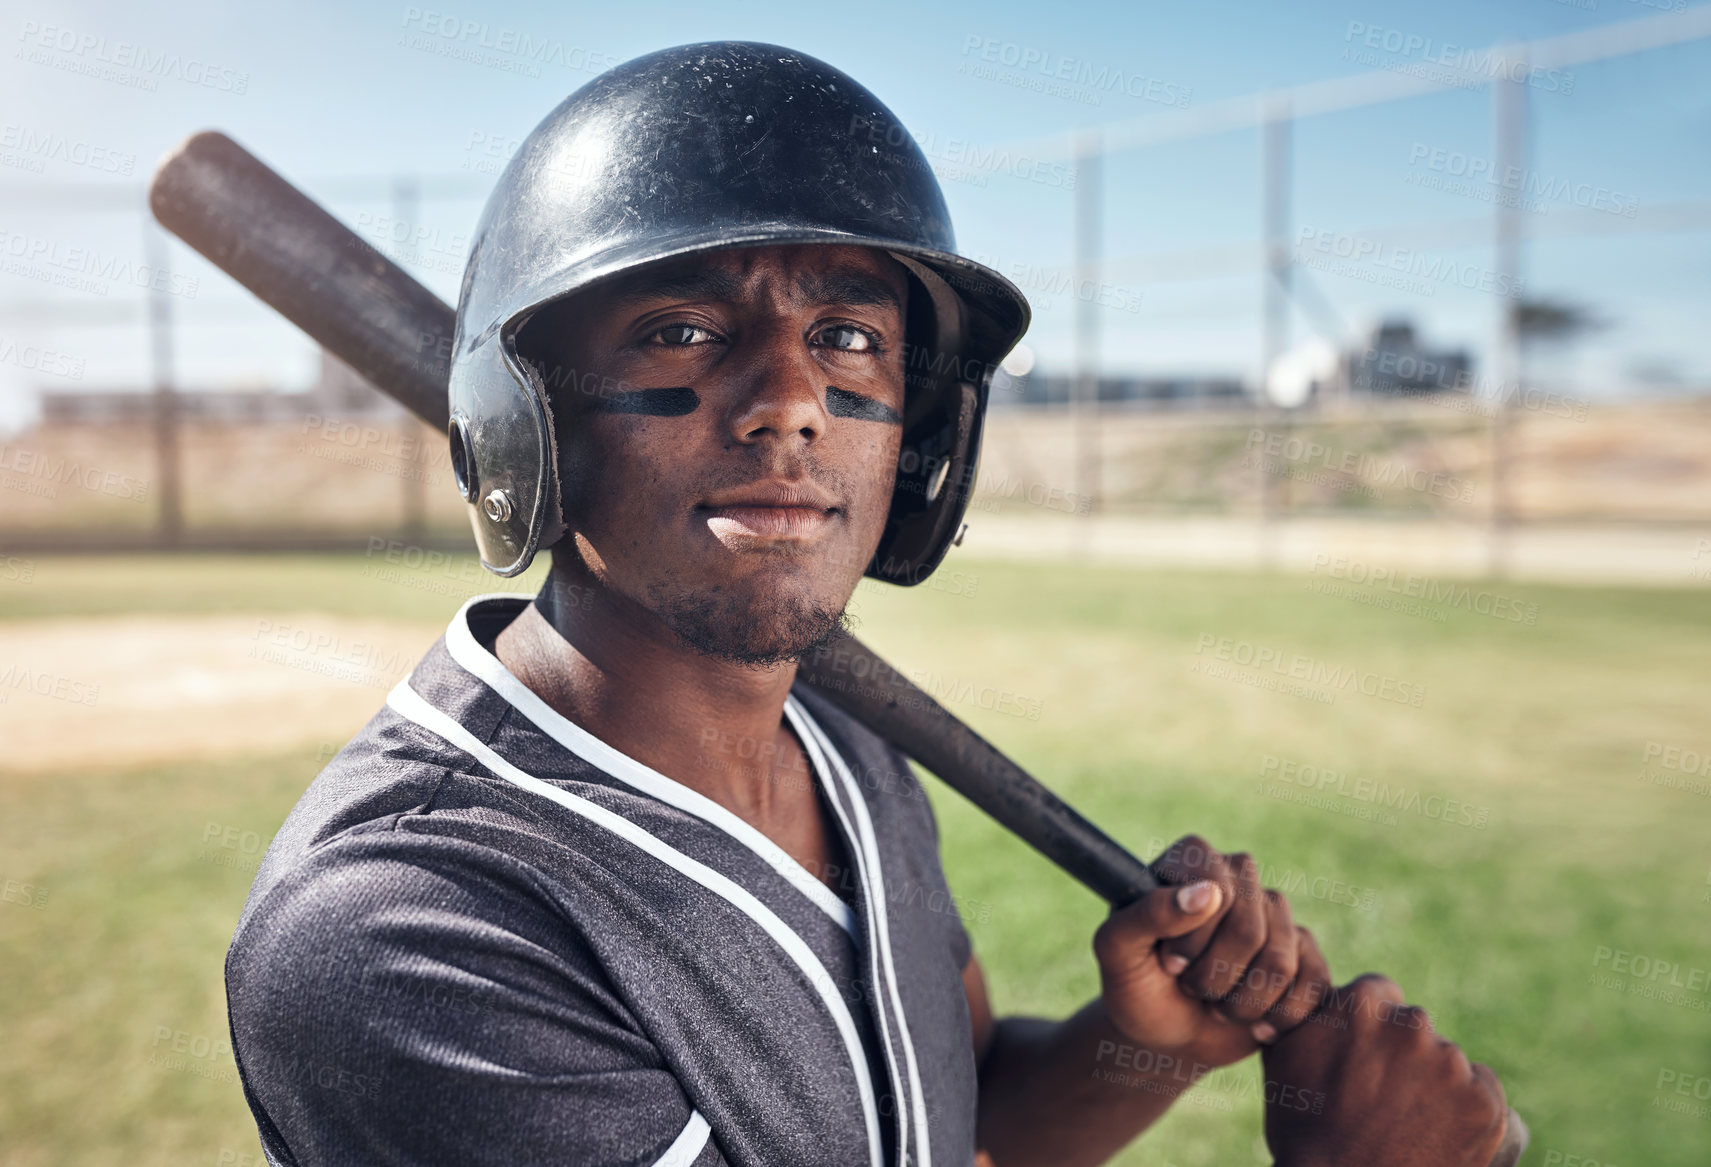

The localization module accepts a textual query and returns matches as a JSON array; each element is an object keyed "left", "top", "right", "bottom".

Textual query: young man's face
[{"left": 526, "top": 244, "right": 911, "bottom": 666}]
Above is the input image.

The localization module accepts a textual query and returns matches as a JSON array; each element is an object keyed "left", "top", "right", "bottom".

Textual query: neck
[{"left": 491, "top": 554, "right": 806, "bottom": 818}]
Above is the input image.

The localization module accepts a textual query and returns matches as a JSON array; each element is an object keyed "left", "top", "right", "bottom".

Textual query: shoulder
[
  {"left": 225, "top": 808, "right": 703, "bottom": 1167},
  {"left": 230, "top": 686, "right": 607, "bottom": 1009}
]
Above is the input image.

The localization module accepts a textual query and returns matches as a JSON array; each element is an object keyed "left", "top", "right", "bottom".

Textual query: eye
[
  {"left": 649, "top": 324, "right": 720, "bottom": 346},
  {"left": 814, "top": 324, "right": 879, "bottom": 353}
]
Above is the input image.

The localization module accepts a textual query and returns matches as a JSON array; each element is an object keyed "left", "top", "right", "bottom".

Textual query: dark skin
[{"left": 493, "top": 243, "right": 1508, "bottom": 1166}]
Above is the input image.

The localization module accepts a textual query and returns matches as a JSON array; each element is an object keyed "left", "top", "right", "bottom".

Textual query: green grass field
[{"left": 1, "top": 553, "right": 1707, "bottom": 1165}]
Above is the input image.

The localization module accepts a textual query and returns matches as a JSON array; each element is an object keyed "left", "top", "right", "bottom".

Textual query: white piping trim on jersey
[
  {"left": 652, "top": 1109, "right": 712, "bottom": 1167},
  {"left": 785, "top": 699, "right": 932, "bottom": 1167},
  {"left": 788, "top": 699, "right": 934, "bottom": 1167},
  {"left": 442, "top": 594, "right": 857, "bottom": 939},
  {"left": 386, "top": 679, "right": 883, "bottom": 1167}
]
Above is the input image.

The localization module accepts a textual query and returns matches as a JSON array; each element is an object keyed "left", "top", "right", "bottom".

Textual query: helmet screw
[{"left": 482, "top": 489, "right": 514, "bottom": 523}]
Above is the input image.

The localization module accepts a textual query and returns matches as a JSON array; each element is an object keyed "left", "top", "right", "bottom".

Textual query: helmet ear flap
[
  {"left": 446, "top": 327, "right": 565, "bottom": 577},
  {"left": 869, "top": 258, "right": 984, "bottom": 585},
  {"left": 510, "top": 343, "right": 567, "bottom": 555}
]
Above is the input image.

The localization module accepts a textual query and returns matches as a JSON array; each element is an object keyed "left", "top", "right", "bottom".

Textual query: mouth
[{"left": 696, "top": 481, "right": 841, "bottom": 544}]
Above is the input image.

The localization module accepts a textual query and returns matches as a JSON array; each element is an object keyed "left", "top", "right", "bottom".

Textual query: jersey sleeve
[{"left": 225, "top": 828, "right": 726, "bottom": 1167}]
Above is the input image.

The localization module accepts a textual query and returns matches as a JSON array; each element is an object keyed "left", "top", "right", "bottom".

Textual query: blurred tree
[{"left": 1510, "top": 298, "right": 1608, "bottom": 395}]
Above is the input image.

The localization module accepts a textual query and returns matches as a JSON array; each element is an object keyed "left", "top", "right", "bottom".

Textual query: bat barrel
[{"left": 148, "top": 130, "right": 454, "bottom": 432}]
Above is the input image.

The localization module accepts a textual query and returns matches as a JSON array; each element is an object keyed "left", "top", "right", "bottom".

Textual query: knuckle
[
  {"left": 1180, "top": 962, "right": 1226, "bottom": 997},
  {"left": 1229, "top": 852, "right": 1257, "bottom": 878},
  {"left": 1284, "top": 963, "right": 1320, "bottom": 997},
  {"left": 1470, "top": 1062, "right": 1508, "bottom": 1111},
  {"left": 1351, "top": 972, "right": 1398, "bottom": 998},
  {"left": 1090, "top": 918, "right": 1127, "bottom": 965},
  {"left": 1465, "top": 1078, "right": 1504, "bottom": 1128},
  {"left": 1157, "top": 835, "right": 1217, "bottom": 880},
  {"left": 1404, "top": 1004, "right": 1434, "bottom": 1032},
  {"left": 1223, "top": 992, "right": 1270, "bottom": 1021},
  {"left": 1255, "top": 943, "right": 1300, "bottom": 981},
  {"left": 1167, "top": 834, "right": 1214, "bottom": 866},
  {"left": 1222, "top": 911, "right": 1266, "bottom": 950}
]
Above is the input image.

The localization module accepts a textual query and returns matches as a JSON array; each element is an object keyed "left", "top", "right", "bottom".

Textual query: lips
[{"left": 697, "top": 480, "right": 839, "bottom": 543}]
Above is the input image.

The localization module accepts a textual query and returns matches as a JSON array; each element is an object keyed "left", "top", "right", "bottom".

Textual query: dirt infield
[{"left": 0, "top": 613, "right": 442, "bottom": 775}]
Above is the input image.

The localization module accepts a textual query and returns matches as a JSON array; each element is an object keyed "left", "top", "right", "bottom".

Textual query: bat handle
[
  {"left": 797, "top": 630, "right": 1159, "bottom": 905},
  {"left": 797, "top": 630, "right": 1527, "bottom": 1167}
]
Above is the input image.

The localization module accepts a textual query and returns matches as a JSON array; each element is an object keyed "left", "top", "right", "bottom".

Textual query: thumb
[{"left": 1093, "top": 880, "right": 1224, "bottom": 976}]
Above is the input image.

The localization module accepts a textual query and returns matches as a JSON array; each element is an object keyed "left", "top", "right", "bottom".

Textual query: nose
[{"left": 723, "top": 322, "right": 829, "bottom": 447}]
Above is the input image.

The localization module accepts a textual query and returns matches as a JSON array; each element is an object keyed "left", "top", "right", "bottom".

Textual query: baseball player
[{"left": 225, "top": 43, "right": 1511, "bottom": 1167}]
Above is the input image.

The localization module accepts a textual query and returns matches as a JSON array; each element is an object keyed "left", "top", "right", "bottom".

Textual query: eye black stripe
[
  {"left": 826, "top": 386, "right": 902, "bottom": 425},
  {"left": 589, "top": 387, "right": 701, "bottom": 416}
]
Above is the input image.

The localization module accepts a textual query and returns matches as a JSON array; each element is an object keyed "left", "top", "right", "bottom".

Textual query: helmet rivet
[{"left": 482, "top": 489, "right": 514, "bottom": 523}]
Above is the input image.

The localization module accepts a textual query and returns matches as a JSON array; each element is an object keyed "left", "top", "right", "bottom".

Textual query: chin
[{"left": 650, "top": 573, "right": 852, "bottom": 669}]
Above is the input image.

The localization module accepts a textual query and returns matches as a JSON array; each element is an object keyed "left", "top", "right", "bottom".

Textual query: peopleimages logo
[
  {"left": 848, "top": 114, "right": 1078, "bottom": 191},
  {"left": 1341, "top": 22, "right": 1575, "bottom": 94},
  {"left": 1405, "top": 144, "right": 1638, "bottom": 218},
  {"left": 957, "top": 34, "right": 1193, "bottom": 109},
  {"left": 0, "top": 445, "right": 149, "bottom": 503},
  {"left": 1308, "top": 554, "right": 1539, "bottom": 625},
  {"left": 0, "top": 336, "right": 85, "bottom": 381},
  {"left": 0, "top": 229, "right": 200, "bottom": 299},
  {"left": 1258, "top": 755, "right": 1490, "bottom": 829},
  {"left": 397, "top": 8, "right": 619, "bottom": 75},
  {"left": 1245, "top": 428, "right": 1477, "bottom": 503},
  {"left": 0, "top": 122, "right": 136, "bottom": 175},
  {"left": 1192, "top": 633, "right": 1427, "bottom": 708},
  {"left": 1295, "top": 226, "right": 1524, "bottom": 300},
  {"left": 15, "top": 20, "right": 250, "bottom": 93}
]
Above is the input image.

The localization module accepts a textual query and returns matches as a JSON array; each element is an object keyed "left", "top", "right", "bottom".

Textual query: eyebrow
[
  {"left": 609, "top": 269, "right": 748, "bottom": 308},
  {"left": 793, "top": 270, "right": 902, "bottom": 312},
  {"left": 611, "top": 265, "right": 902, "bottom": 313}
]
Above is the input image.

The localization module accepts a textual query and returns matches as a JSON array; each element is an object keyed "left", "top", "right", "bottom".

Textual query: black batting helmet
[{"left": 447, "top": 41, "right": 1031, "bottom": 581}]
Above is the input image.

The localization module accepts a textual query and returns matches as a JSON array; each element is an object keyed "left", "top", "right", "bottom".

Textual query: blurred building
[
  {"left": 1341, "top": 320, "right": 1473, "bottom": 399},
  {"left": 993, "top": 369, "right": 1246, "bottom": 408},
  {"left": 38, "top": 349, "right": 397, "bottom": 424}
]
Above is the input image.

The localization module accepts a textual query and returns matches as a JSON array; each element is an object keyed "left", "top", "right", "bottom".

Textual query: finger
[
  {"left": 1178, "top": 852, "right": 1268, "bottom": 1003},
  {"left": 1222, "top": 889, "right": 1300, "bottom": 1032},
  {"left": 1265, "top": 925, "right": 1332, "bottom": 1037},
  {"left": 1470, "top": 1062, "right": 1509, "bottom": 1114},
  {"left": 1468, "top": 1063, "right": 1512, "bottom": 1153},
  {"left": 1151, "top": 834, "right": 1222, "bottom": 886},
  {"left": 1153, "top": 836, "right": 1239, "bottom": 972},
  {"left": 1340, "top": 973, "right": 1406, "bottom": 1034},
  {"left": 1092, "top": 880, "right": 1225, "bottom": 982}
]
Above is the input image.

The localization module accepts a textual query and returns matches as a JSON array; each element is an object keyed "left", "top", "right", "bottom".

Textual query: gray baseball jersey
[{"left": 225, "top": 595, "right": 978, "bottom": 1167}]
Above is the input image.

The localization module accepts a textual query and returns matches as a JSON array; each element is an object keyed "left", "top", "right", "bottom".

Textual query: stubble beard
[{"left": 650, "top": 577, "right": 852, "bottom": 669}]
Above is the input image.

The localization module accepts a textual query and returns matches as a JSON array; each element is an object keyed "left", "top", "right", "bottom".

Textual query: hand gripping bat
[{"left": 150, "top": 130, "right": 1525, "bottom": 1166}]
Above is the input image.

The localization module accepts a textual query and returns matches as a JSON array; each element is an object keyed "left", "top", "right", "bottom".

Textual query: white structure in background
[{"left": 1265, "top": 338, "right": 1339, "bottom": 409}]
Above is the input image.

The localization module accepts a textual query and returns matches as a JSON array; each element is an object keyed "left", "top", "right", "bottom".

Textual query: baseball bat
[{"left": 149, "top": 131, "right": 1525, "bottom": 1166}]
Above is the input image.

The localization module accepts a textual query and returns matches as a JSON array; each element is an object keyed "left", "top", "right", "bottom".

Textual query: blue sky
[{"left": 2, "top": 0, "right": 1707, "bottom": 426}]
